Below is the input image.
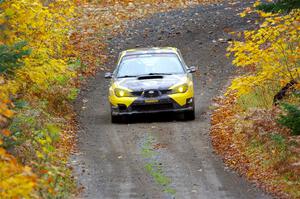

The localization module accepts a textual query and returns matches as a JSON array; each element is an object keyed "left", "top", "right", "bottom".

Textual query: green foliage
[
  {"left": 256, "top": 0, "right": 300, "bottom": 13},
  {"left": 14, "top": 100, "right": 29, "bottom": 109},
  {"left": 3, "top": 103, "right": 75, "bottom": 198},
  {"left": 4, "top": 110, "right": 37, "bottom": 148},
  {"left": 0, "top": 41, "right": 31, "bottom": 75},
  {"left": 46, "top": 124, "right": 60, "bottom": 142},
  {"left": 68, "top": 59, "right": 82, "bottom": 70},
  {"left": 67, "top": 88, "right": 79, "bottom": 101},
  {"left": 278, "top": 103, "right": 300, "bottom": 135},
  {"left": 56, "top": 75, "right": 71, "bottom": 86},
  {"left": 270, "top": 133, "right": 286, "bottom": 148},
  {"left": 270, "top": 133, "right": 288, "bottom": 161}
]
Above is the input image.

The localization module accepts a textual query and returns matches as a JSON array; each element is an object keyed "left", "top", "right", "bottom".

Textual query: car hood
[{"left": 114, "top": 74, "right": 188, "bottom": 91}]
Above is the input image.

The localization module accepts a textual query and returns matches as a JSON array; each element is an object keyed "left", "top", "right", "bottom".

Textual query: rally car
[{"left": 105, "top": 47, "right": 196, "bottom": 123}]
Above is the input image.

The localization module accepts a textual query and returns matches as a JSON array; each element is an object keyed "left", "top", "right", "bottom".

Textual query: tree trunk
[{"left": 273, "top": 80, "right": 297, "bottom": 105}]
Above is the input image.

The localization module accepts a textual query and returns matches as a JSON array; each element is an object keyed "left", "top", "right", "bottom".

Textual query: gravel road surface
[{"left": 73, "top": 2, "right": 273, "bottom": 199}]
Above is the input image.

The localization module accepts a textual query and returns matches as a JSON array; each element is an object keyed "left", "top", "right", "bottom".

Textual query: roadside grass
[
  {"left": 237, "top": 85, "right": 280, "bottom": 110},
  {"left": 140, "top": 135, "right": 176, "bottom": 197}
]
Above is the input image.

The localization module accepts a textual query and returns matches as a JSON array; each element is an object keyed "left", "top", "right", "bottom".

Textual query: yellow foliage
[
  {"left": 0, "top": 95, "right": 14, "bottom": 129},
  {"left": 0, "top": 0, "right": 76, "bottom": 98},
  {"left": 0, "top": 148, "right": 37, "bottom": 198},
  {"left": 228, "top": 9, "right": 300, "bottom": 98},
  {"left": 0, "top": 96, "right": 37, "bottom": 198}
]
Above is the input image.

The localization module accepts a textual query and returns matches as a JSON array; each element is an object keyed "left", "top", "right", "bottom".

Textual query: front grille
[
  {"left": 143, "top": 90, "right": 160, "bottom": 98},
  {"left": 131, "top": 89, "right": 171, "bottom": 97},
  {"left": 131, "top": 103, "right": 173, "bottom": 112}
]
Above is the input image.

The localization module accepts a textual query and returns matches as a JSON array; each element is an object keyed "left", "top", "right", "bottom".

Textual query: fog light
[{"left": 187, "top": 98, "right": 193, "bottom": 104}]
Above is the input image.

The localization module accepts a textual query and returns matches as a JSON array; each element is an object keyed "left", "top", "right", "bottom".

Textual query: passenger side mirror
[
  {"left": 104, "top": 72, "right": 113, "bottom": 79},
  {"left": 188, "top": 66, "right": 197, "bottom": 73}
]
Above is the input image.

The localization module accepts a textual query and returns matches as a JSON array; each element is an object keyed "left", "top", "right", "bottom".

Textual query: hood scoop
[{"left": 137, "top": 75, "right": 163, "bottom": 80}]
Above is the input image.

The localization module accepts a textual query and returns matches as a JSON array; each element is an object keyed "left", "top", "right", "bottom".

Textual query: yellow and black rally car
[{"left": 105, "top": 47, "right": 196, "bottom": 123}]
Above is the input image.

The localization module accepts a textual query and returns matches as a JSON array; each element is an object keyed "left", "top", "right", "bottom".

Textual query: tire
[
  {"left": 184, "top": 110, "right": 195, "bottom": 121},
  {"left": 111, "top": 106, "right": 122, "bottom": 123},
  {"left": 111, "top": 115, "right": 121, "bottom": 123}
]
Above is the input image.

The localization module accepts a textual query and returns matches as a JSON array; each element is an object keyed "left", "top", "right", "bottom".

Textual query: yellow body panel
[
  {"left": 109, "top": 83, "right": 137, "bottom": 107},
  {"left": 109, "top": 95, "right": 137, "bottom": 107},
  {"left": 168, "top": 80, "right": 194, "bottom": 106}
]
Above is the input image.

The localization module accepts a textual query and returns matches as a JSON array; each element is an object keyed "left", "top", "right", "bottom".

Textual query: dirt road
[{"left": 72, "top": 2, "right": 272, "bottom": 199}]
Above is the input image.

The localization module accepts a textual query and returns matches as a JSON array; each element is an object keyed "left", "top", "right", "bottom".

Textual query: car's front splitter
[{"left": 111, "top": 96, "right": 194, "bottom": 116}]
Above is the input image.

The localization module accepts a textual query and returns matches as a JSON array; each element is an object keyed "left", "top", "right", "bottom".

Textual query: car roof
[{"left": 120, "top": 47, "right": 180, "bottom": 58}]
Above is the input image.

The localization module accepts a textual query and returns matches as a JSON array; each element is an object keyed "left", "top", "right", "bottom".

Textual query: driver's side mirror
[
  {"left": 104, "top": 72, "right": 113, "bottom": 79},
  {"left": 188, "top": 66, "right": 197, "bottom": 73}
]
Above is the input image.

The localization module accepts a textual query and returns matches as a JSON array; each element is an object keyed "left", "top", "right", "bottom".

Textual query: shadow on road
[{"left": 117, "top": 112, "right": 190, "bottom": 124}]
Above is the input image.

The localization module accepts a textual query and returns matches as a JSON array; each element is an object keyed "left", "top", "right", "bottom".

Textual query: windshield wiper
[
  {"left": 118, "top": 75, "right": 137, "bottom": 78},
  {"left": 118, "top": 73, "right": 172, "bottom": 78},
  {"left": 140, "top": 73, "right": 172, "bottom": 76}
]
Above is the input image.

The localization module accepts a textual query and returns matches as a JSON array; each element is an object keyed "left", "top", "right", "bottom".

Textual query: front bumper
[{"left": 111, "top": 97, "right": 194, "bottom": 116}]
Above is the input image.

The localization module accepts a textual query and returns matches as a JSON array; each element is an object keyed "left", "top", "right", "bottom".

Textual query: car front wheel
[
  {"left": 111, "top": 114, "right": 122, "bottom": 123},
  {"left": 184, "top": 110, "right": 195, "bottom": 121}
]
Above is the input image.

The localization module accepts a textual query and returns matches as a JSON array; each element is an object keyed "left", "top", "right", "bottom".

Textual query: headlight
[
  {"left": 114, "top": 88, "right": 133, "bottom": 97},
  {"left": 171, "top": 83, "right": 188, "bottom": 94}
]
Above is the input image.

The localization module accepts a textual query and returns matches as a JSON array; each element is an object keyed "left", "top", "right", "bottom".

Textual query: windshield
[{"left": 116, "top": 53, "right": 185, "bottom": 77}]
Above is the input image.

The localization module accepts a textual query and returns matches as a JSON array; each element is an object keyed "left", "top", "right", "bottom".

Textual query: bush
[
  {"left": 278, "top": 103, "right": 300, "bottom": 135},
  {"left": 0, "top": 42, "right": 31, "bottom": 75},
  {"left": 256, "top": 0, "right": 300, "bottom": 13}
]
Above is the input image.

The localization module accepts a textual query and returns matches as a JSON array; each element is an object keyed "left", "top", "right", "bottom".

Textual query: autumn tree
[{"left": 227, "top": 8, "right": 300, "bottom": 107}]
